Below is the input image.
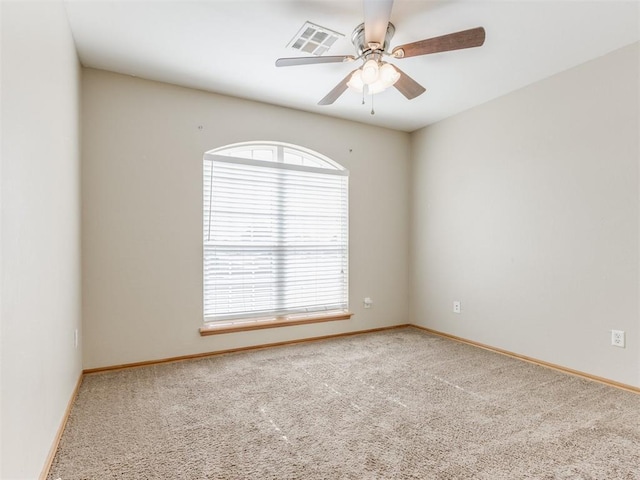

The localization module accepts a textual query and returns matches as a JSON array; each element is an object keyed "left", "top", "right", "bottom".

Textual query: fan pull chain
[
  {"left": 370, "top": 93, "right": 375, "bottom": 115},
  {"left": 361, "top": 89, "right": 365, "bottom": 105}
]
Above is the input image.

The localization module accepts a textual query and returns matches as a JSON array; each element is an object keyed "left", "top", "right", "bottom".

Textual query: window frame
[{"left": 200, "top": 142, "right": 352, "bottom": 335}]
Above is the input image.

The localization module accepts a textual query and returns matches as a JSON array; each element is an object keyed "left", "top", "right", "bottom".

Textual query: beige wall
[
  {"left": 81, "top": 69, "right": 410, "bottom": 369},
  {"left": 410, "top": 43, "right": 640, "bottom": 387},
  {"left": 0, "top": 1, "right": 82, "bottom": 478}
]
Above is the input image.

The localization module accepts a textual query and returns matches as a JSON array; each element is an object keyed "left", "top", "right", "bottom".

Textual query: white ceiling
[{"left": 63, "top": 0, "right": 639, "bottom": 132}]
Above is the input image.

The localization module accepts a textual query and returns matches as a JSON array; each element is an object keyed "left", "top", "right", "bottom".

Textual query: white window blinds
[{"left": 203, "top": 150, "right": 348, "bottom": 323}]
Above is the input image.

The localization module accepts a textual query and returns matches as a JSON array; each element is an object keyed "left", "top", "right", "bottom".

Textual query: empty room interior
[{"left": 1, "top": 0, "right": 640, "bottom": 478}]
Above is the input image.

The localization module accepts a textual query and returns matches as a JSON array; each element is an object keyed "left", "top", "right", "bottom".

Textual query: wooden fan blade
[
  {"left": 318, "top": 69, "right": 358, "bottom": 106},
  {"left": 276, "top": 55, "right": 355, "bottom": 67},
  {"left": 364, "top": 0, "right": 394, "bottom": 46},
  {"left": 392, "top": 66, "right": 426, "bottom": 100},
  {"left": 392, "top": 27, "right": 485, "bottom": 59}
]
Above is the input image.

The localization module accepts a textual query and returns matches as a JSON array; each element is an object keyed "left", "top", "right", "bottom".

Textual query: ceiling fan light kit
[
  {"left": 347, "top": 62, "right": 400, "bottom": 95},
  {"left": 275, "top": 0, "right": 486, "bottom": 109}
]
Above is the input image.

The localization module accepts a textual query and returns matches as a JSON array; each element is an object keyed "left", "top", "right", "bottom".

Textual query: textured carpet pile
[{"left": 49, "top": 328, "right": 640, "bottom": 479}]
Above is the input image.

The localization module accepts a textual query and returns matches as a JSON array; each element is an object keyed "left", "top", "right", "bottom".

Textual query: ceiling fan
[{"left": 275, "top": 0, "right": 486, "bottom": 107}]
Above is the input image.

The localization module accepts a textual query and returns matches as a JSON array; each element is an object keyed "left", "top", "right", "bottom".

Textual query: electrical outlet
[
  {"left": 611, "top": 330, "right": 625, "bottom": 348},
  {"left": 363, "top": 297, "right": 373, "bottom": 309},
  {"left": 453, "top": 301, "right": 461, "bottom": 314}
]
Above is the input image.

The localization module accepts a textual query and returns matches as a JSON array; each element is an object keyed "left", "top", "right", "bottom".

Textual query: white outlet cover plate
[
  {"left": 453, "top": 301, "right": 461, "bottom": 314},
  {"left": 611, "top": 330, "right": 625, "bottom": 348}
]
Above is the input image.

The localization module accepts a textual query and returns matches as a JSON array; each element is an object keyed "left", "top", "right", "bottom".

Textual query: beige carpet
[{"left": 49, "top": 328, "right": 640, "bottom": 479}]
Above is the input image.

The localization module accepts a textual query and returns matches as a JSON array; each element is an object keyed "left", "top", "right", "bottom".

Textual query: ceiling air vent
[{"left": 287, "top": 21, "right": 344, "bottom": 56}]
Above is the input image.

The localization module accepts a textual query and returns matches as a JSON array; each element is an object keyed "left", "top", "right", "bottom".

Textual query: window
[{"left": 202, "top": 142, "right": 349, "bottom": 331}]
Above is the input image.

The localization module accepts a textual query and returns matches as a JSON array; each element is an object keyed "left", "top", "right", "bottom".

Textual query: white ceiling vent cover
[{"left": 287, "top": 21, "right": 344, "bottom": 56}]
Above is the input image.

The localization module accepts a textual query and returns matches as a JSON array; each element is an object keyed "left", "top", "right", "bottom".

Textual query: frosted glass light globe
[
  {"left": 367, "top": 79, "right": 386, "bottom": 94},
  {"left": 379, "top": 63, "right": 400, "bottom": 87},
  {"left": 361, "top": 59, "right": 379, "bottom": 85},
  {"left": 347, "top": 69, "right": 364, "bottom": 93}
]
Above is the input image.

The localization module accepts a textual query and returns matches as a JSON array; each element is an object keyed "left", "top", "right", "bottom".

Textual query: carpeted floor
[{"left": 49, "top": 328, "right": 640, "bottom": 479}]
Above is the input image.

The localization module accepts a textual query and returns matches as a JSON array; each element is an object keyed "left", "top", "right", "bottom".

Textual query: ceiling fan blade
[
  {"left": 364, "top": 0, "right": 394, "bottom": 46},
  {"left": 276, "top": 55, "right": 355, "bottom": 67},
  {"left": 392, "top": 27, "right": 486, "bottom": 59},
  {"left": 392, "top": 66, "right": 426, "bottom": 100},
  {"left": 318, "top": 69, "right": 358, "bottom": 106}
]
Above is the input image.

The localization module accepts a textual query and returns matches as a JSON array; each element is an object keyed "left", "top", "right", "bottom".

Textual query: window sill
[{"left": 199, "top": 311, "right": 353, "bottom": 336}]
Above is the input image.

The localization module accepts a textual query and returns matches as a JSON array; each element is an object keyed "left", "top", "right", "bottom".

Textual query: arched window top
[{"left": 206, "top": 141, "right": 346, "bottom": 172}]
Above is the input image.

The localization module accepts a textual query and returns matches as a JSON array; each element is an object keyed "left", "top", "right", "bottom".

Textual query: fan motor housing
[{"left": 351, "top": 22, "right": 395, "bottom": 57}]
